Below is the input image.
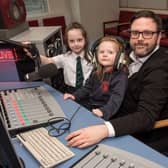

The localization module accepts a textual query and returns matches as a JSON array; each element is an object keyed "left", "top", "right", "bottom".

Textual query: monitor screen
[
  {"left": 0, "top": 114, "right": 24, "bottom": 168},
  {"left": 0, "top": 48, "right": 16, "bottom": 62}
]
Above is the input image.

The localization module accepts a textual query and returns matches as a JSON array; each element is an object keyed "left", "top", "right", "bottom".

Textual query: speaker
[
  {"left": 90, "top": 36, "right": 127, "bottom": 71},
  {"left": 0, "top": 0, "right": 26, "bottom": 29}
]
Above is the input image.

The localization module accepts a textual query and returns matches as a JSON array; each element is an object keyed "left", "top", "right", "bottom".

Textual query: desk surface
[
  {"left": 0, "top": 82, "right": 168, "bottom": 168},
  {"left": 11, "top": 26, "right": 61, "bottom": 43}
]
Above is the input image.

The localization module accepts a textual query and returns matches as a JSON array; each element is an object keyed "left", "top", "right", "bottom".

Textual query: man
[{"left": 65, "top": 10, "right": 168, "bottom": 155}]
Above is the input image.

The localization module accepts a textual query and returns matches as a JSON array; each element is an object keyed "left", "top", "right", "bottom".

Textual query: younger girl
[
  {"left": 27, "top": 22, "right": 94, "bottom": 93},
  {"left": 64, "top": 36, "right": 128, "bottom": 120}
]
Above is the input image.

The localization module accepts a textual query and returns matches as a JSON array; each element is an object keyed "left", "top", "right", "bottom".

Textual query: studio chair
[
  {"left": 28, "top": 20, "right": 39, "bottom": 27},
  {"left": 151, "top": 118, "right": 168, "bottom": 156},
  {"left": 154, "top": 119, "right": 168, "bottom": 129},
  {"left": 103, "top": 11, "right": 134, "bottom": 37}
]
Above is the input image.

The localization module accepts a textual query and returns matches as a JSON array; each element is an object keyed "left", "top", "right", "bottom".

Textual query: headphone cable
[{"left": 47, "top": 105, "right": 81, "bottom": 137}]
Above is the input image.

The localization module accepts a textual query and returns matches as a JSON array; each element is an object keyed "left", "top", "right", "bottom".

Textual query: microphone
[{"left": 25, "top": 63, "right": 58, "bottom": 81}]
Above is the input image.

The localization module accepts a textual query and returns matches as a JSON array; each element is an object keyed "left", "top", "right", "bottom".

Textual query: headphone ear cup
[
  {"left": 113, "top": 50, "right": 121, "bottom": 71},
  {"left": 90, "top": 38, "right": 102, "bottom": 66},
  {"left": 90, "top": 38, "right": 101, "bottom": 57},
  {"left": 113, "top": 50, "right": 126, "bottom": 71},
  {"left": 113, "top": 36, "right": 127, "bottom": 71}
]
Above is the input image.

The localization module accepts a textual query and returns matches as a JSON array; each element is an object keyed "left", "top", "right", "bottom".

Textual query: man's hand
[{"left": 65, "top": 124, "right": 109, "bottom": 148}]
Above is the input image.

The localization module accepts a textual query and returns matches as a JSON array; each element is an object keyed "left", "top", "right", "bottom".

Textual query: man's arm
[{"left": 111, "top": 67, "right": 168, "bottom": 136}]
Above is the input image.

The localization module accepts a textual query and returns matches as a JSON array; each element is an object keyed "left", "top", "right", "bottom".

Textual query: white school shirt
[
  {"left": 51, "top": 51, "right": 93, "bottom": 87},
  {"left": 105, "top": 45, "right": 160, "bottom": 137}
]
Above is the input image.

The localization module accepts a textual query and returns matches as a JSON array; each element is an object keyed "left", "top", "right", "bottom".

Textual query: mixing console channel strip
[
  {"left": 71, "top": 144, "right": 163, "bottom": 168},
  {"left": 0, "top": 86, "right": 65, "bottom": 135}
]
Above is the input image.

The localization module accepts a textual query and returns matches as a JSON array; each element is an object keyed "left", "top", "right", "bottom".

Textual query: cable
[
  {"left": 47, "top": 105, "right": 81, "bottom": 137},
  {"left": 69, "top": 105, "right": 81, "bottom": 121}
]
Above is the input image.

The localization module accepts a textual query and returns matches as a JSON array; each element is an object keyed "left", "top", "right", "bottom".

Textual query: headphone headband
[{"left": 91, "top": 36, "right": 127, "bottom": 71}]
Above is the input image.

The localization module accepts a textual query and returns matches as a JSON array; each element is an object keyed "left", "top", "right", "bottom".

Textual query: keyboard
[
  {"left": 71, "top": 144, "right": 163, "bottom": 168},
  {"left": 17, "top": 127, "right": 75, "bottom": 168}
]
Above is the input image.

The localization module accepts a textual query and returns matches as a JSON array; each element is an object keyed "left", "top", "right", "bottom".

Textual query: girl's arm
[
  {"left": 24, "top": 47, "right": 55, "bottom": 65},
  {"left": 100, "top": 72, "right": 128, "bottom": 120},
  {"left": 40, "top": 55, "right": 54, "bottom": 65}
]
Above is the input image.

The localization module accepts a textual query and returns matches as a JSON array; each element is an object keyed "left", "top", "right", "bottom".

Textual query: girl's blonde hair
[{"left": 96, "top": 36, "right": 124, "bottom": 80}]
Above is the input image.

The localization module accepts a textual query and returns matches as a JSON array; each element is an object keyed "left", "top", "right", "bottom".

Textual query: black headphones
[{"left": 90, "top": 36, "right": 127, "bottom": 71}]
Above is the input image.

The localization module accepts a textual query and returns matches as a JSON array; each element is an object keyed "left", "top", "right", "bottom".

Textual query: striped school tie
[{"left": 76, "top": 56, "right": 84, "bottom": 88}]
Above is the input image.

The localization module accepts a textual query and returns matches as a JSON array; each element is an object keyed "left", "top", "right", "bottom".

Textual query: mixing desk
[
  {"left": 71, "top": 144, "right": 163, "bottom": 168},
  {"left": 1, "top": 82, "right": 168, "bottom": 168},
  {"left": 0, "top": 86, "right": 65, "bottom": 135}
]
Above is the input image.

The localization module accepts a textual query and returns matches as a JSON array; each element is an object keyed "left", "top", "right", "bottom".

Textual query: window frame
[{"left": 24, "top": 0, "right": 49, "bottom": 17}]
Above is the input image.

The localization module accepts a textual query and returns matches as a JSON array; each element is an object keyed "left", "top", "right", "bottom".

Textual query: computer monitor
[{"left": 0, "top": 114, "right": 24, "bottom": 168}]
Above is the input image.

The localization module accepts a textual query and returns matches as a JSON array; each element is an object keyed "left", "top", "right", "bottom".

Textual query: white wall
[
  {"left": 27, "top": 0, "right": 72, "bottom": 25},
  {"left": 120, "top": 0, "right": 168, "bottom": 14},
  {"left": 27, "top": 0, "right": 119, "bottom": 42},
  {"left": 70, "top": 0, "right": 81, "bottom": 22},
  {"left": 120, "top": 0, "right": 168, "bottom": 9},
  {"left": 70, "top": 0, "right": 119, "bottom": 42}
]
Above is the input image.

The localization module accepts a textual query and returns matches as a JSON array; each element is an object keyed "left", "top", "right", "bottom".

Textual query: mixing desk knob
[{"left": 128, "top": 163, "right": 135, "bottom": 168}]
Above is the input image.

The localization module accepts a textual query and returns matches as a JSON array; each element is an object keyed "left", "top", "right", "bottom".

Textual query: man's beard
[{"left": 133, "top": 41, "right": 157, "bottom": 57}]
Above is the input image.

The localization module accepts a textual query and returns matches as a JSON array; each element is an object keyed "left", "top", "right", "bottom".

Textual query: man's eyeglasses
[{"left": 129, "top": 30, "right": 159, "bottom": 39}]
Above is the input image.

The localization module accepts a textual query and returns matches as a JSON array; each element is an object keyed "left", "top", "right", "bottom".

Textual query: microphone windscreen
[
  {"left": 38, "top": 63, "right": 58, "bottom": 78},
  {"left": 24, "top": 63, "right": 58, "bottom": 81}
]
